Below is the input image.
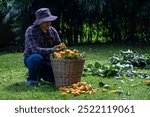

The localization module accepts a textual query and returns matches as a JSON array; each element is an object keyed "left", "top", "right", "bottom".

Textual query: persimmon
[
  {"left": 72, "top": 91, "right": 80, "bottom": 96},
  {"left": 92, "top": 89, "right": 97, "bottom": 94},
  {"left": 54, "top": 52, "right": 61, "bottom": 59},
  {"left": 64, "top": 49, "right": 72, "bottom": 54},
  {"left": 73, "top": 49, "right": 78, "bottom": 53},
  {"left": 72, "top": 84, "right": 78, "bottom": 89},
  {"left": 59, "top": 51, "right": 66, "bottom": 56},
  {"left": 61, "top": 92, "right": 67, "bottom": 96},
  {"left": 58, "top": 43, "right": 66, "bottom": 49},
  {"left": 70, "top": 51, "right": 77, "bottom": 56},
  {"left": 144, "top": 80, "right": 150, "bottom": 85},
  {"left": 102, "top": 89, "right": 107, "bottom": 92}
]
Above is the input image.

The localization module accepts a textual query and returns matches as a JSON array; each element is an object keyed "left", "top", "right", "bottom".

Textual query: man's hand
[
  {"left": 53, "top": 46, "right": 63, "bottom": 52},
  {"left": 53, "top": 43, "right": 66, "bottom": 52}
]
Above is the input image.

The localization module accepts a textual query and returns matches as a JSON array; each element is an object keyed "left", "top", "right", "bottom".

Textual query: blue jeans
[{"left": 24, "top": 54, "right": 55, "bottom": 85}]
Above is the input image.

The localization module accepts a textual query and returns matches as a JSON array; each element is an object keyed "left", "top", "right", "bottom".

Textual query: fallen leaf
[
  {"left": 99, "top": 82, "right": 105, "bottom": 87},
  {"left": 103, "top": 84, "right": 111, "bottom": 89},
  {"left": 110, "top": 90, "right": 124, "bottom": 94}
]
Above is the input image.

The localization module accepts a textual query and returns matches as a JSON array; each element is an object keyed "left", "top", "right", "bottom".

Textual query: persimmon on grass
[{"left": 59, "top": 82, "right": 98, "bottom": 96}]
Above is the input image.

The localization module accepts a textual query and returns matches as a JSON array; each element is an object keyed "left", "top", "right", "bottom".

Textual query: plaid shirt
[{"left": 24, "top": 25, "right": 61, "bottom": 59}]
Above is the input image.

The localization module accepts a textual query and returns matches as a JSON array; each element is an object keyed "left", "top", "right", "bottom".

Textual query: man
[{"left": 24, "top": 8, "right": 62, "bottom": 86}]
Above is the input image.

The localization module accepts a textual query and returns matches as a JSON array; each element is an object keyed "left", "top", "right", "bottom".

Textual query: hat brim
[{"left": 33, "top": 15, "right": 57, "bottom": 25}]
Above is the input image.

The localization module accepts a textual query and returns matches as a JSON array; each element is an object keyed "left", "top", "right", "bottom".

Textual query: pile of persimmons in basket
[{"left": 53, "top": 43, "right": 85, "bottom": 59}]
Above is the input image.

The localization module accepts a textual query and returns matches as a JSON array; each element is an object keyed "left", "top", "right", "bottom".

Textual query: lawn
[{"left": 0, "top": 43, "right": 150, "bottom": 100}]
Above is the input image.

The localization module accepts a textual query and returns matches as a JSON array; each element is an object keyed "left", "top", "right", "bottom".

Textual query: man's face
[{"left": 39, "top": 21, "right": 51, "bottom": 31}]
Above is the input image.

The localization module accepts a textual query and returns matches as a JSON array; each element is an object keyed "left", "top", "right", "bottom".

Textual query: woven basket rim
[{"left": 51, "top": 58, "right": 86, "bottom": 61}]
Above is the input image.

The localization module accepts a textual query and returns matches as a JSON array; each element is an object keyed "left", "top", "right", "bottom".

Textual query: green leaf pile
[
  {"left": 109, "top": 49, "right": 150, "bottom": 69},
  {"left": 84, "top": 50, "right": 150, "bottom": 79}
]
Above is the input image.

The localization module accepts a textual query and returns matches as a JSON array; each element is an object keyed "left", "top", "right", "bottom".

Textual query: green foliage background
[{"left": 0, "top": 0, "right": 150, "bottom": 45}]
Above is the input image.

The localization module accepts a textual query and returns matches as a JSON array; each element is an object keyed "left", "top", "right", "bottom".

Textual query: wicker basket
[{"left": 51, "top": 59, "right": 85, "bottom": 88}]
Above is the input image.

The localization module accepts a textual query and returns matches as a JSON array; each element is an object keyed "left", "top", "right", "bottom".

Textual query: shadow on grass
[{"left": 6, "top": 81, "right": 58, "bottom": 93}]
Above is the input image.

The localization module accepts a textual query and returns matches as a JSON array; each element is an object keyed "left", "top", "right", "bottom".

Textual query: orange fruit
[
  {"left": 102, "top": 89, "right": 107, "bottom": 92},
  {"left": 61, "top": 92, "right": 67, "bottom": 96},
  {"left": 65, "top": 49, "right": 71, "bottom": 54},
  {"left": 58, "top": 43, "right": 66, "bottom": 49},
  {"left": 144, "top": 80, "right": 150, "bottom": 85},
  {"left": 73, "top": 49, "right": 78, "bottom": 53}
]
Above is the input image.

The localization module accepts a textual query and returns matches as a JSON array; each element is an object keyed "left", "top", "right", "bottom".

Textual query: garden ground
[{"left": 0, "top": 43, "right": 150, "bottom": 100}]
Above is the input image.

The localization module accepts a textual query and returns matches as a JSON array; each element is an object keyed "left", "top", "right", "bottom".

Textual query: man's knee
[
  {"left": 28, "top": 54, "right": 43, "bottom": 64},
  {"left": 27, "top": 54, "right": 43, "bottom": 66}
]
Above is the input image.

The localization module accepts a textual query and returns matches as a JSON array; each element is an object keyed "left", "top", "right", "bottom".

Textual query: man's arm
[{"left": 49, "top": 26, "right": 61, "bottom": 45}]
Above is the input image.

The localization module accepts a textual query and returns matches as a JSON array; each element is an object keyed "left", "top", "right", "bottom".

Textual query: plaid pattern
[{"left": 24, "top": 25, "right": 61, "bottom": 58}]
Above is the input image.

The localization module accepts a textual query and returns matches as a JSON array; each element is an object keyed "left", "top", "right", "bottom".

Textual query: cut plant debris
[{"left": 83, "top": 50, "right": 150, "bottom": 79}]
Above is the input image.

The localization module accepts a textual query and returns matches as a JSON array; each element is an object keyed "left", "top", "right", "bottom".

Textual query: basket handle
[{"left": 80, "top": 52, "right": 86, "bottom": 59}]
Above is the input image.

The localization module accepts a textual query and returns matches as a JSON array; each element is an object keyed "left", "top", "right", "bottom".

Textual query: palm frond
[
  {"left": 76, "top": 0, "right": 106, "bottom": 15},
  {"left": 3, "top": 7, "right": 20, "bottom": 23}
]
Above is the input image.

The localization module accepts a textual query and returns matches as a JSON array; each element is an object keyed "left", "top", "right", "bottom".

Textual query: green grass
[{"left": 0, "top": 44, "right": 150, "bottom": 100}]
